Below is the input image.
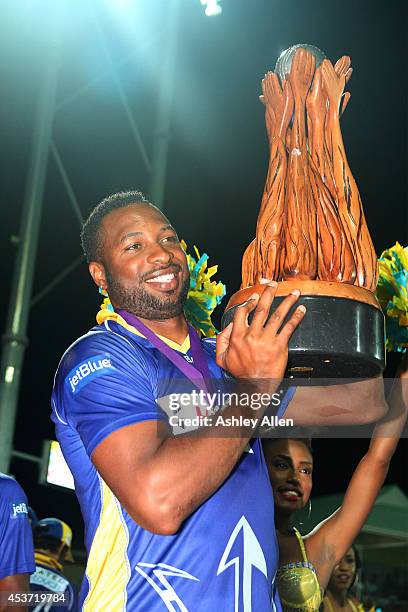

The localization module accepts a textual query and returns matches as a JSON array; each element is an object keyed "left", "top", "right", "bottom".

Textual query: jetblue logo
[
  {"left": 10, "top": 502, "right": 28, "bottom": 519},
  {"left": 66, "top": 354, "right": 114, "bottom": 394}
]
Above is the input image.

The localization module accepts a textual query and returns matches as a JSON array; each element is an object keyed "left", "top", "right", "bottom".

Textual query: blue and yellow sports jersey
[
  {"left": 51, "top": 315, "right": 283, "bottom": 611},
  {"left": 29, "top": 552, "right": 77, "bottom": 611},
  {"left": 0, "top": 473, "right": 35, "bottom": 580}
]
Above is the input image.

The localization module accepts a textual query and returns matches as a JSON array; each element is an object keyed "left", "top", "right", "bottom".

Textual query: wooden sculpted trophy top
[{"left": 222, "top": 45, "right": 385, "bottom": 378}]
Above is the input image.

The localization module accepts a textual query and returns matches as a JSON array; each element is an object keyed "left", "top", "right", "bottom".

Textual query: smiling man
[
  {"left": 98, "top": 206, "right": 190, "bottom": 327},
  {"left": 51, "top": 190, "right": 308, "bottom": 611}
]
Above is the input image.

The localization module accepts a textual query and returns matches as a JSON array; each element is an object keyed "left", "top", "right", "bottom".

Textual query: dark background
[{"left": 0, "top": 0, "right": 407, "bottom": 547}]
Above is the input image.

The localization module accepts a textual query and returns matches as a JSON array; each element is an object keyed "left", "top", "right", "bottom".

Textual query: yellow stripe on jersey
[{"left": 83, "top": 478, "right": 130, "bottom": 611}]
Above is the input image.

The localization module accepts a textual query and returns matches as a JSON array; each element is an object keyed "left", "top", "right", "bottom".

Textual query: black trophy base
[{"left": 221, "top": 293, "right": 385, "bottom": 380}]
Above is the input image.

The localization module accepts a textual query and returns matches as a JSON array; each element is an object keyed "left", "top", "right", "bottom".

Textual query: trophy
[{"left": 222, "top": 45, "right": 385, "bottom": 378}]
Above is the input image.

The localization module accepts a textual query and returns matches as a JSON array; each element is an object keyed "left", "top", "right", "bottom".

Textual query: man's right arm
[
  {"left": 91, "top": 284, "right": 305, "bottom": 534},
  {"left": 92, "top": 381, "right": 273, "bottom": 535}
]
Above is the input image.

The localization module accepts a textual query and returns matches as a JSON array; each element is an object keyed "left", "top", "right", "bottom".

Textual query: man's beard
[{"left": 105, "top": 267, "right": 190, "bottom": 320}]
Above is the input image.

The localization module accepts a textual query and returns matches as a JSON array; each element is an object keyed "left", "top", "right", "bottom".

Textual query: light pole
[{"left": 0, "top": 30, "right": 60, "bottom": 474}]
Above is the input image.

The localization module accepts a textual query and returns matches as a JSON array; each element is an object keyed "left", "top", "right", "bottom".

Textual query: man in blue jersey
[
  {"left": 29, "top": 518, "right": 77, "bottom": 611},
  {"left": 52, "top": 190, "right": 386, "bottom": 611},
  {"left": 0, "top": 474, "right": 35, "bottom": 612}
]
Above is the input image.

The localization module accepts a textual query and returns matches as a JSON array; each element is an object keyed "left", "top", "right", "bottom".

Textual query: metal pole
[
  {"left": 149, "top": 0, "right": 182, "bottom": 209},
  {"left": 0, "top": 32, "right": 60, "bottom": 474},
  {"left": 31, "top": 254, "right": 84, "bottom": 308},
  {"left": 11, "top": 450, "right": 42, "bottom": 465},
  {"left": 50, "top": 141, "right": 84, "bottom": 226}
]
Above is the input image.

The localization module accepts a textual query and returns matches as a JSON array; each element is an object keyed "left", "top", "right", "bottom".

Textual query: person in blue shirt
[
  {"left": 29, "top": 518, "right": 77, "bottom": 612},
  {"left": 51, "top": 190, "right": 386, "bottom": 611},
  {"left": 52, "top": 190, "right": 310, "bottom": 611},
  {"left": 0, "top": 473, "right": 35, "bottom": 612}
]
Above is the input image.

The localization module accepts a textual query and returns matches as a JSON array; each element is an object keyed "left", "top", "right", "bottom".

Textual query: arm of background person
[
  {"left": 285, "top": 375, "right": 388, "bottom": 426},
  {"left": 0, "top": 574, "right": 29, "bottom": 612},
  {"left": 92, "top": 285, "right": 305, "bottom": 535},
  {"left": 303, "top": 361, "right": 408, "bottom": 589}
]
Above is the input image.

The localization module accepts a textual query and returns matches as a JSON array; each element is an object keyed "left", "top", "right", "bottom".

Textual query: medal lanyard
[{"left": 117, "top": 310, "right": 213, "bottom": 395}]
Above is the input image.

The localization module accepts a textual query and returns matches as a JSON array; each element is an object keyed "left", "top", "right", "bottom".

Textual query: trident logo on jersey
[
  {"left": 217, "top": 515, "right": 268, "bottom": 612},
  {"left": 135, "top": 562, "right": 199, "bottom": 612},
  {"left": 136, "top": 516, "right": 268, "bottom": 611}
]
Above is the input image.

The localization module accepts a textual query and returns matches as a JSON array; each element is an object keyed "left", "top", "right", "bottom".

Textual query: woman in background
[
  {"left": 263, "top": 365, "right": 407, "bottom": 611},
  {"left": 322, "top": 546, "right": 364, "bottom": 612}
]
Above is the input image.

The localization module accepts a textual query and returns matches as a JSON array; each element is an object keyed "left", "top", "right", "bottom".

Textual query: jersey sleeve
[
  {"left": 0, "top": 478, "right": 35, "bottom": 580},
  {"left": 275, "top": 386, "right": 296, "bottom": 418},
  {"left": 52, "top": 330, "right": 168, "bottom": 457}
]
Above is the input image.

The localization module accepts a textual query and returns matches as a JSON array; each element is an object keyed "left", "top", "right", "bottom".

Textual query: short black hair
[
  {"left": 33, "top": 534, "right": 62, "bottom": 555},
  {"left": 80, "top": 190, "right": 152, "bottom": 263}
]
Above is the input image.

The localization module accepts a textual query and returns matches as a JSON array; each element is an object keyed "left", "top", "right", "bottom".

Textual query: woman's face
[
  {"left": 265, "top": 439, "right": 313, "bottom": 513},
  {"left": 329, "top": 548, "right": 357, "bottom": 592}
]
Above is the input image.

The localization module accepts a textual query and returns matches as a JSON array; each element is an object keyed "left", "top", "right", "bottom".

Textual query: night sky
[{"left": 0, "top": 0, "right": 406, "bottom": 544}]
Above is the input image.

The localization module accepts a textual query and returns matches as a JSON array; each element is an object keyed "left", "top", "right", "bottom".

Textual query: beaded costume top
[{"left": 276, "top": 527, "right": 324, "bottom": 611}]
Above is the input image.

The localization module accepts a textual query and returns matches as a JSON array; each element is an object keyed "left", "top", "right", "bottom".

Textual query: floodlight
[
  {"left": 200, "top": 0, "right": 222, "bottom": 17},
  {"left": 40, "top": 440, "right": 75, "bottom": 491}
]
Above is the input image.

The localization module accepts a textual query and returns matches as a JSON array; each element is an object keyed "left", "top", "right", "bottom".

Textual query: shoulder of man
[
  {"left": 0, "top": 473, "right": 31, "bottom": 531},
  {"left": 202, "top": 336, "right": 216, "bottom": 349},
  {"left": 201, "top": 336, "right": 218, "bottom": 361},
  {"left": 51, "top": 321, "right": 160, "bottom": 437},
  {"left": 55, "top": 321, "right": 152, "bottom": 383},
  {"left": 0, "top": 473, "right": 35, "bottom": 579},
  {"left": 0, "top": 473, "right": 29, "bottom": 509}
]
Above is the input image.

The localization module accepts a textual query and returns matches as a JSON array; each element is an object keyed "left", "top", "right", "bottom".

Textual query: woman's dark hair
[
  {"left": 262, "top": 436, "right": 313, "bottom": 457},
  {"left": 350, "top": 545, "right": 362, "bottom": 587}
]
